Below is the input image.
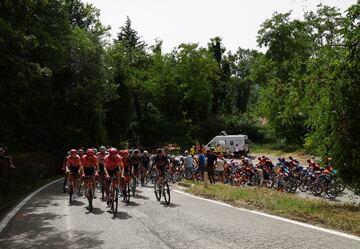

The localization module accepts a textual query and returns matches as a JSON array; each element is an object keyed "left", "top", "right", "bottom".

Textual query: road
[{"left": 0, "top": 180, "right": 359, "bottom": 249}]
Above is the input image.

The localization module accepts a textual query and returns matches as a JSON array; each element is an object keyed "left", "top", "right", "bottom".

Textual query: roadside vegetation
[
  {"left": 183, "top": 181, "right": 360, "bottom": 236},
  {"left": 1, "top": 1, "right": 360, "bottom": 192}
]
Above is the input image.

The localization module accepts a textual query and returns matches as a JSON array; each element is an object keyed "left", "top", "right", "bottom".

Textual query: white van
[{"left": 205, "top": 135, "right": 249, "bottom": 155}]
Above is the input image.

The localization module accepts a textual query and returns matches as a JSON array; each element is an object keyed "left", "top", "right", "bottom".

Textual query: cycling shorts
[
  {"left": 84, "top": 167, "right": 95, "bottom": 177},
  {"left": 157, "top": 165, "right": 166, "bottom": 177},
  {"left": 69, "top": 165, "right": 79, "bottom": 177},
  {"left": 99, "top": 163, "right": 105, "bottom": 175},
  {"left": 107, "top": 167, "right": 120, "bottom": 178}
]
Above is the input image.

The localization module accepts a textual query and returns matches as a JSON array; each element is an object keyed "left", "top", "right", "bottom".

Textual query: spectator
[
  {"left": 234, "top": 144, "right": 240, "bottom": 158},
  {"left": 216, "top": 153, "right": 225, "bottom": 183},
  {"left": 196, "top": 149, "right": 206, "bottom": 181},
  {"left": 184, "top": 150, "right": 193, "bottom": 179},
  {"left": 206, "top": 147, "right": 217, "bottom": 184},
  {"left": 196, "top": 143, "right": 200, "bottom": 154},
  {"left": 190, "top": 146, "right": 195, "bottom": 156},
  {"left": 0, "top": 143, "right": 16, "bottom": 168}
]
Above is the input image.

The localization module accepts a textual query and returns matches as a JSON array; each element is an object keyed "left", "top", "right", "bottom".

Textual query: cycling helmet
[
  {"left": 78, "top": 148, "right": 84, "bottom": 153},
  {"left": 109, "top": 147, "right": 118, "bottom": 156},
  {"left": 123, "top": 149, "right": 129, "bottom": 155},
  {"left": 99, "top": 145, "right": 106, "bottom": 152},
  {"left": 323, "top": 169, "right": 330, "bottom": 174},
  {"left": 143, "top": 150, "right": 148, "bottom": 155},
  {"left": 134, "top": 149, "right": 140, "bottom": 154},
  {"left": 86, "top": 148, "right": 94, "bottom": 156},
  {"left": 157, "top": 148, "right": 163, "bottom": 154},
  {"left": 70, "top": 149, "right": 77, "bottom": 155}
]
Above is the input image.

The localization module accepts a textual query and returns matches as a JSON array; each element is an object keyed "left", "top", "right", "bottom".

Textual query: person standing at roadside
[
  {"left": 183, "top": 150, "right": 193, "bottom": 179},
  {"left": 196, "top": 149, "right": 206, "bottom": 181},
  {"left": 216, "top": 153, "right": 225, "bottom": 183},
  {"left": 234, "top": 144, "right": 240, "bottom": 158},
  {"left": 206, "top": 147, "right": 217, "bottom": 184},
  {"left": 190, "top": 146, "right": 195, "bottom": 156},
  {"left": 196, "top": 143, "right": 200, "bottom": 154}
]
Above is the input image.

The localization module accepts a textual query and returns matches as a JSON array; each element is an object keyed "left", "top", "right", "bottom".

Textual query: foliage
[{"left": 1, "top": 0, "right": 359, "bottom": 191}]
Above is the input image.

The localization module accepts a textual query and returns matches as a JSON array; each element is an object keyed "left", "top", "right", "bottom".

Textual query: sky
[{"left": 84, "top": 0, "right": 356, "bottom": 53}]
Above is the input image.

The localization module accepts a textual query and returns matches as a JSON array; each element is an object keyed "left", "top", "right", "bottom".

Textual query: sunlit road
[{"left": 0, "top": 180, "right": 359, "bottom": 249}]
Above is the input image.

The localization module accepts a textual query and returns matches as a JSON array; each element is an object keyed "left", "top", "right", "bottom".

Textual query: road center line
[
  {"left": 0, "top": 178, "right": 63, "bottom": 234},
  {"left": 172, "top": 189, "right": 360, "bottom": 242}
]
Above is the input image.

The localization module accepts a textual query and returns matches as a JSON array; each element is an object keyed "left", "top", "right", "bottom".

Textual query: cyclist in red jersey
[
  {"left": 81, "top": 149, "right": 99, "bottom": 198},
  {"left": 66, "top": 149, "right": 81, "bottom": 195},
  {"left": 104, "top": 148, "right": 123, "bottom": 205},
  {"left": 120, "top": 150, "right": 131, "bottom": 195}
]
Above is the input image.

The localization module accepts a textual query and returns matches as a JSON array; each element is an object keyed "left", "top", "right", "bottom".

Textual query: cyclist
[
  {"left": 104, "top": 148, "right": 122, "bottom": 206},
  {"left": 129, "top": 149, "right": 143, "bottom": 186},
  {"left": 78, "top": 148, "right": 85, "bottom": 160},
  {"left": 81, "top": 148, "right": 99, "bottom": 199},
  {"left": 153, "top": 149, "right": 169, "bottom": 190},
  {"left": 120, "top": 150, "right": 131, "bottom": 196},
  {"left": 96, "top": 146, "right": 108, "bottom": 195},
  {"left": 66, "top": 149, "right": 81, "bottom": 196},
  {"left": 141, "top": 150, "right": 150, "bottom": 175}
]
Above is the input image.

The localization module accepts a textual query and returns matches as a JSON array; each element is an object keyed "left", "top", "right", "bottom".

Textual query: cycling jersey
[
  {"left": 104, "top": 155, "right": 122, "bottom": 170},
  {"left": 154, "top": 155, "right": 169, "bottom": 177},
  {"left": 66, "top": 155, "right": 81, "bottom": 167},
  {"left": 130, "top": 155, "right": 142, "bottom": 172},
  {"left": 96, "top": 152, "right": 108, "bottom": 165},
  {"left": 82, "top": 155, "right": 98, "bottom": 168}
]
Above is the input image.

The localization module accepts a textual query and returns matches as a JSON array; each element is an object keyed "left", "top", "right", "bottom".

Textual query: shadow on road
[
  {"left": 126, "top": 201, "right": 140, "bottom": 206},
  {"left": 161, "top": 202, "right": 180, "bottom": 208},
  {"left": 134, "top": 194, "right": 149, "bottom": 200},
  {"left": 69, "top": 199, "right": 85, "bottom": 206},
  {"left": 111, "top": 211, "right": 132, "bottom": 220},
  {"left": 0, "top": 206, "right": 104, "bottom": 249}
]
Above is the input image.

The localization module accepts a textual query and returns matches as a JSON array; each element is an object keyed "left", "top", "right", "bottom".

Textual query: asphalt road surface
[{"left": 0, "top": 180, "right": 359, "bottom": 249}]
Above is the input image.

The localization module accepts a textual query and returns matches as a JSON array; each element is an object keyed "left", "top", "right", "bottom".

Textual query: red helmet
[
  {"left": 70, "top": 149, "right": 77, "bottom": 155},
  {"left": 123, "top": 150, "right": 129, "bottom": 155},
  {"left": 86, "top": 148, "right": 94, "bottom": 156},
  {"left": 109, "top": 147, "right": 118, "bottom": 156}
]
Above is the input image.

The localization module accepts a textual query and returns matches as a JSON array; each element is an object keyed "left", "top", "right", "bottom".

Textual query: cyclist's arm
[{"left": 104, "top": 167, "right": 109, "bottom": 177}]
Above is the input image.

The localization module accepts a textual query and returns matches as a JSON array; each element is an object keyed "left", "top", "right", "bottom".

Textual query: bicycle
[
  {"left": 67, "top": 168, "right": 79, "bottom": 204},
  {"left": 130, "top": 174, "right": 137, "bottom": 198},
  {"left": 122, "top": 174, "right": 131, "bottom": 205},
  {"left": 108, "top": 175, "right": 119, "bottom": 217},
  {"left": 98, "top": 172, "right": 106, "bottom": 199},
  {"left": 154, "top": 172, "right": 170, "bottom": 205},
  {"left": 84, "top": 174, "right": 95, "bottom": 212}
]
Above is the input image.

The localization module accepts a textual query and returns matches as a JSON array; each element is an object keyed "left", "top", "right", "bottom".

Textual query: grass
[
  {"left": 0, "top": 175, "right": 62, "bottom": 220},
  {"left": 183, "top": 180, "right": 360, "bottom": 236}
]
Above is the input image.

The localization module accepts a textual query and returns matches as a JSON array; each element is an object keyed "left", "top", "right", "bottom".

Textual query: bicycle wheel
[
  {"left": 131, "top": 177, "right": 136, "bottom": 197},
  {"left": 124, "top": 182, "right": 131, "bottom": 204},
  {"left": 163, "top": 181, "right": 171, "bottom": 205},
  {"left": 69, "top": 184, "right": 73, "bottom": 205},
  {"left": 88, "top": 187, "right": 93, "bottom": 212},
  {"left": 326, "top": 185, "right": 338, "bottom": 199},
  {"left": 299, "top": 181, "right": 308, "bottom": 192},
  {"left": 154, "top": 182, "right": 161, "bottom": 201},
  {"left": 311, "top": 182, "right": 323, "bottom": 196},
  {"left": 113, "top": 188, "right": 119, "bottom": 216}
]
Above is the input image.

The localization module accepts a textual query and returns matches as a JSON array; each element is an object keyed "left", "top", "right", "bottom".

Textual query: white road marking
[
  {"left": 173, "top": 189, "right": 360, "bottom": 242},
  {"left": 0, "top": 178, "right": 63, "bottom": 234}
]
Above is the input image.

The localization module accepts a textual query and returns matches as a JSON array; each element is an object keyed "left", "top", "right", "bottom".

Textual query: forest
[{"left": 0, "top": 0, "right": 359, "bottom": 191}]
